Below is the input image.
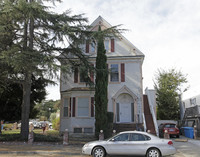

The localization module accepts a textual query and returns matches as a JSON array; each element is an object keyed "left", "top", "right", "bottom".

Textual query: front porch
[{"left": 113, "top": 123, "right": 144, "bottom": 133}]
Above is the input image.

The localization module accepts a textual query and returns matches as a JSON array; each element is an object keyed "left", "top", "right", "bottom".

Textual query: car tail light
[
  {"left": 168, "top": 141, "right": 173, "bottom": 145},
  {"left": 175, "top": 127, "right": 180, "bottom": 133}
]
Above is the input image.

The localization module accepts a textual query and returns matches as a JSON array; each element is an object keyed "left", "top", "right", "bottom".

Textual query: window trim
[
  {"left": 109, "top": 63, "right": 120, "bottom": 83},
  {"left": 63, "top": 98, "right": 69, "bottom": 117},
  {"left": 77, "top": 97, "right": 90, "bottom": 117},
  {"left": 85, "top": 38, "right": 115, "bottom": 54}
]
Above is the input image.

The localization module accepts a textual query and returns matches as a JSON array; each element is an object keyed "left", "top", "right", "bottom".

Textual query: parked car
[
  {"left": 39, "top": 121, "right": 52, "bottom": 129},
  {"left": 159, "top": 123, "right": 180, "bottom": 138},
  {"left": 82, "top": 131, "right": 176, "bottom": 157}
]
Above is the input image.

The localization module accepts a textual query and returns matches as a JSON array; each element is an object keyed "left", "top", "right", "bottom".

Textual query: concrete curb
[
  {"left": 0, "top": 151, "right": 81, "bottom": 156},
  {"left": 174, "top": 139, "right": 188, "bottom": 142}
]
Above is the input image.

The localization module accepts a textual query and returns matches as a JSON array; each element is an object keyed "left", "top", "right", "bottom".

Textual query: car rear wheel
[
  {"left": 146, "top": 148, "right": 161, "bottom": 157},
  {"left": 92, "top": 146, "right": 105, "bottom": 157}
]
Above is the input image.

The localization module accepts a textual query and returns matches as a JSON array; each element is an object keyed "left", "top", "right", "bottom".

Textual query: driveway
[{"left": 170, "top": 138, "right": 200, "bottom": 157}]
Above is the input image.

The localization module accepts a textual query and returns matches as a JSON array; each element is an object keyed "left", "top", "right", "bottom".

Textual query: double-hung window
[
  {"left": 104, "top": 40, "right": 110, "bottom": 52},
  {"left": 86, "top": 39, "right": 114, "bottom": 53},
  {"left": 90, "top": 42, "right": 96, "bottom": 53},
  {"left": 110, "top": 64, "right": 119, "bottom": 82},
  {"left": 63, "top": 98, "right": 69, "bottom": 117},
  {"left": 77, "top": 97, "right": 89, "bottom": 117}
]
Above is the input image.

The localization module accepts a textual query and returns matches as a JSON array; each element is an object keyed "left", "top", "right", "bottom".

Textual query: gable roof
[{"left": 90, "top": 16, "right": 144, "bottom": 57}]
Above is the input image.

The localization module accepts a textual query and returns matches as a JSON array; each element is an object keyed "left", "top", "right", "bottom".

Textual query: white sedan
[{"left": 82, "top": 131, "right": 176, "bottom": 157}]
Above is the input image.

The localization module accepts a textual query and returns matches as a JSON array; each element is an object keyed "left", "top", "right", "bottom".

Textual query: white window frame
[
  {"left": 104, "top": 39, "right": 110, "bottom": 52},
  {"left": 63, "top": 98, "right": 69, "bottom": 117},
  {"left": 77, "top": 97, "right": 90, "bottom": 117},
  {"left": 110, "top": 63, "right": 120, "bottom": 82},
  {"left": 90, "top": 42, "right": 96, "bottom": 53}
]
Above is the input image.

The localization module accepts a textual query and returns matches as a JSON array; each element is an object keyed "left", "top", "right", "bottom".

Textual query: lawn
[{"left": 0, "top": 129, "right": 62, "bottom": 142}]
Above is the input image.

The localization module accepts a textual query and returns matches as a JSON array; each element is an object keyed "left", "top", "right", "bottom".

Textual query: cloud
[{"left": 46, "top": 0, "right": 200, "bottom": 100}]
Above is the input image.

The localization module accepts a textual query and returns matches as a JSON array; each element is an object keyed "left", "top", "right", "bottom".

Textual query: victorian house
[{"left": 60, "top": 16, "right": 145, "bottom": 134}]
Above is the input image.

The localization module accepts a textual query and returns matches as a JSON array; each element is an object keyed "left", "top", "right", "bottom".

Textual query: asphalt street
[{"left": 0, "top": 137, "right": 200, "bottom": 157}]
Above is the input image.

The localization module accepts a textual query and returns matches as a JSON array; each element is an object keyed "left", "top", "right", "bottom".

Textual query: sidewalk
[
  {"left": 0, "top": 142, "right": 89, "bottom": 157},
  {"left": 1, "top": 136, "right": 200, "bottom": 157}
]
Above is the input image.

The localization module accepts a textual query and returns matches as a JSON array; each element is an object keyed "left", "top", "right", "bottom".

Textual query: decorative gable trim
[{"left": 112, "top": 85, "right": 138, "bottom": 101}]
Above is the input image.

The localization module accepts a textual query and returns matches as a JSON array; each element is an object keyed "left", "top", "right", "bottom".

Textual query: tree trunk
[
  {"left": 20, "top": 1, "right": 34, "bottom": 139},
  {"left": 20, "top": 73, "right": 32, "bottom": 140}
]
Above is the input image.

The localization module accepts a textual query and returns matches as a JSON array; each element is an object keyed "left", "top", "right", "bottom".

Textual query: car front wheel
[
  {"left": 146, "top": 148, "right": 161, "bottom": 157},
  {"left": 92, "top": 146, "right": 106, "bottom": 157}
]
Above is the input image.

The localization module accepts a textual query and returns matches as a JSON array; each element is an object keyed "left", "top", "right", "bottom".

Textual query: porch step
[
  {"left": 113, "top": 123, "right": 144, "bottom": 133},
  {"left": 143, "top": 95, "right": 156, "bottom": 135},
  {"left": 69, "top": 134, "right": 97, "bottom": 144}
]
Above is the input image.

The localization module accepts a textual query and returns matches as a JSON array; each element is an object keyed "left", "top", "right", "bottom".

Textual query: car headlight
[{"left": 84, "top": 143, "right": 91, "bottom": 147}]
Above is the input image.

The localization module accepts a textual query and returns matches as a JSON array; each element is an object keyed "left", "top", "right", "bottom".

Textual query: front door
[{"left": 119, "top": 103, "right": 131, "bottom": 122}]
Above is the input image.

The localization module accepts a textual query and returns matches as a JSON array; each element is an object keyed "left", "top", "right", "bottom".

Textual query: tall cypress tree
[{"left": 95, "top": 26, "right": 108, "bottom": 137}]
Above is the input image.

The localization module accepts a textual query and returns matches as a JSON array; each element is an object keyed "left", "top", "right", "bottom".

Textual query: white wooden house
[{"left": 60, "top": 16, "right": 145, "bottom": 134}]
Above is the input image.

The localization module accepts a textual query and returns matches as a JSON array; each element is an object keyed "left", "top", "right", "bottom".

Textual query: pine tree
[
  {"left": 0, "top": 0, "right": 89, "bottom": 140},
  {"left": 95, "top": 26, "right": 108, "bottom": 137}
]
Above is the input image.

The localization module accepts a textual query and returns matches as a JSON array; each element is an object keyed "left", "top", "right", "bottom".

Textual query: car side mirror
[{"left": 110, "top": 138, "right": 116, "bottom": 142}]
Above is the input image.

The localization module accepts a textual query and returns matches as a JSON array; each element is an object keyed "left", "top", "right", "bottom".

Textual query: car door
[
  {"left": 125, "top": 133, "right": 150, "bottom": 155},
  {"left": 106, "top": 133, "right": 130, "bottom": 155}
]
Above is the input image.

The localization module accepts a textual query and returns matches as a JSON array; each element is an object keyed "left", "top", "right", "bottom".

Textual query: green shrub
[
  {"left": 107, "top": 112, "right": 114, "bottom": 123},
  {"left": 50, "top": 113, "right": 57, "bottom": 122},
  {"left": 3, "top": 123, "right": 13, "bottom": 130},
  {"left": 34, "top": 133, "right": 62, "bottom": 142},
  {"left": 52, "top": 117, "right": 60, "bottom": 130},
  {"left": 0, "top": 133, "right": 23, "bottom": 141},
  {"left": 0, "top": 129, "right": 62, "bottom": 142}
]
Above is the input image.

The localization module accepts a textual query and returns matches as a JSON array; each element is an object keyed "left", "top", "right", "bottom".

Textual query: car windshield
[{"left": 165, "top": 124, "right": 176, "bottom": 128}]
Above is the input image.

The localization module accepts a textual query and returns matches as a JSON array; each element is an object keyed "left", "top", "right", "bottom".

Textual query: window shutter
[
  {"left": 131, "top": 103, "right": 134, "bottom": 122},
  {"left": 74, "top": 67, "right": 78, "bottom": 83},
  {"left": 91, "top": 97, "right": 94, "bottom": 117},
  {"left": 121, "top": 63, "right": 125, "bottom": 82},
  {"left": 111, "top": 39, "right": 115, "bottom": 52},
  {"left": 69, "top": 97, "right": 71, "bottom": 117},
  {"left": 86, "top": 40, "right": 89, "bottom": 53},
  {"left": 116, "top": 103, "right": 120, "bottom": 122},
  {"left": 72, "top": 97, "right": 76, "bottom": 117},
  {"left": 90, "top": 64, "right": 94, "bottom": 82}
]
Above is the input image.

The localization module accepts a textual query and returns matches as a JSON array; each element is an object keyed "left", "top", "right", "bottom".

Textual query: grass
[{"left": 0, "top": 129, "right": 62, "bottom": 142}]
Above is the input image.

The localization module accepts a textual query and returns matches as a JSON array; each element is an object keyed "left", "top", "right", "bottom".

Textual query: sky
[{"left": 46, "top": 0, "right": 200, "bottom": 101}]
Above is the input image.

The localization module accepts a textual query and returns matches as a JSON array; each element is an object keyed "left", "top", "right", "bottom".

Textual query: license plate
[{"left": 169, "top": 129, "right": 174, "bottom": 131}]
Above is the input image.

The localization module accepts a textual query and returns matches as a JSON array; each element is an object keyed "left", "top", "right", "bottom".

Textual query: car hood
[{"left": 84, "top": 140, "right": 107, "bottom": 146}]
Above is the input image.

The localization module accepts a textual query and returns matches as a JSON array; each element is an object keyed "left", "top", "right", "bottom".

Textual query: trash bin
[{"left": 183, "top": 127, "right": 194, "bottom": 139}]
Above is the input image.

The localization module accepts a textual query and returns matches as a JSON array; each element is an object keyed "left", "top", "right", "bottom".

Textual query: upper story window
[
  {"left": 79, "top": 68, "right": 86, "bottom": 83},
  {"left": 85, "top": 38, "right": 115, "bottom": 53},
  {"left": 110, "top": 64, "right": 119, "bottom": 82},
  {"left": 74, "top": 65, "right": 94, "bottom": 84},
  {"left": 74, "top": 63, "right": 125, "bottom": 84},
  {"left": 90, "top": 42, "right": 96, "bottom": 53},
  {"left": 104, "top": 39, "right": 109, "bottom": 52},
  {"left": 190, "top": 98, "right": 196, "bottom": 106}
]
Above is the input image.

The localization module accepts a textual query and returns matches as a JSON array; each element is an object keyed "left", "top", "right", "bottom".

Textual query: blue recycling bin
[{"left": 183, "top": 127, "right": 194, "bottom": 139}]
